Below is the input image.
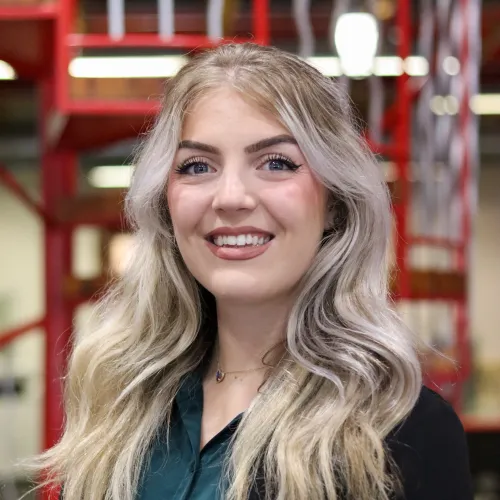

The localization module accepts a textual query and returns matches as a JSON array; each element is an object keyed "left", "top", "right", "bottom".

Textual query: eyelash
[{"left": 174, "top": 153, "right": 302, "bottom": 175}]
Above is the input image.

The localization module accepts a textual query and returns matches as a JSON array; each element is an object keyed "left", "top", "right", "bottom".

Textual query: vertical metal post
[
  {"left": 158, "top": 0, "right": 175, "bottom": 38},
  {"left": 393, "top": 0, "right": 412, "bottom": 299},
  {"left": 253, "top": 0, "right": 270, "bottom": 46},
  {"left": 40, "top": 78, "right": 76, "bottom": 500},
  {"left": 55, "top": 0, "right": 74, "bottom": 112},
  {"left": 207, "top": 0, "right": 224, "bottom": 40},
  {"left": 108, "top": 0, "right": 125, "bottom": 40}
]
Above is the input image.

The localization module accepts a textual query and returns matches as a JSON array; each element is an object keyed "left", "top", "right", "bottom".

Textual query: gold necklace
[{"left": 215, "top": 356, "right": 268, "bottom": 383}]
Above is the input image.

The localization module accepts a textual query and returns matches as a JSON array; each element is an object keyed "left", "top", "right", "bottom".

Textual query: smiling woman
[{"left": 24, "top": 43, "right": 472, "bottom": 500}]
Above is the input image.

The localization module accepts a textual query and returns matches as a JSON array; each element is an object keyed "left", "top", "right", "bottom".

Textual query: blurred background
[{"left": 0, "top": 0, "right": 498, "bottom": 498}]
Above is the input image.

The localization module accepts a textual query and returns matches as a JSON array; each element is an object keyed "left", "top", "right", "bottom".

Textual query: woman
[{"left": 28, "top": 43, "right": 472, "bottom": 500}]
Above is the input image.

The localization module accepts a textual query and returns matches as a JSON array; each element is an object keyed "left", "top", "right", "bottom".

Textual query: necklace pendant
[{"left": 215, "top": 369, "right": 225, "bottom": 383}]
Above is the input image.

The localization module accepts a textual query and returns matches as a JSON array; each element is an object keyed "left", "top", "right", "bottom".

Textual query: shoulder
[{"left": 386, "top": 386, "right": 473, "bottom": 500}]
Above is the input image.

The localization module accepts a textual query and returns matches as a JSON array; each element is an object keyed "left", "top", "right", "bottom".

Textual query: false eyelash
[
  {"left": 174, "top": 156, "right": 209, "bottom": 174},
  {"left": 263, "top": 153, "right": 302, "bottom": 171}
]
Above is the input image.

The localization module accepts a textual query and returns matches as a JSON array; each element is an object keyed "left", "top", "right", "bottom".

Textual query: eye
[
  {"left": 260, "top": 154, "right": 301, "bottom": 172},
  {"left": 175, "top": 158, "right": 214, "bottom": 175}
]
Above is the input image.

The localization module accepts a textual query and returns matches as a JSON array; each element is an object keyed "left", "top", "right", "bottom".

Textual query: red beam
[
  {"left": 0, "top": 4, "right": 57, "bottom": 20},
  {"left": 410, "top": 236, "right": 465, "bottom": 250},
  {"left": 0, "top": 318, "right": 45, "bottom": 350},
  {"left": 0, "top": 165, "right": 53, "bottom": 223},
  {"left": 67, "top": 33, "right": 258, "bottom": 49},
  {"left": 66, "top": 100, "right": 160, "bottom": 115}
]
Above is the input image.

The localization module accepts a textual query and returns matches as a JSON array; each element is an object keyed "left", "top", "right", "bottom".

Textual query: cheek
[
  {"left": 167, "top": 182, "right": 203, "bottom": 232},
  {"left": 264, "top": 175, "right": 326, "bottom": 233}
]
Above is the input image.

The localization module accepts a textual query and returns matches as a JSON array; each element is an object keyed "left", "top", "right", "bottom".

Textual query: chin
[{"left": 205, "top": 271, "right": 280, "bottom": 304}]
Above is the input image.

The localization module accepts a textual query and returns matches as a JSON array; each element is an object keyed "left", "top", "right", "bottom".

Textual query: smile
[
  {"left": 205, "top": 228, "right": 275, "bottom": 261},
  {"left": 211, "top": 233, "right": 273, "bottom": 247}
]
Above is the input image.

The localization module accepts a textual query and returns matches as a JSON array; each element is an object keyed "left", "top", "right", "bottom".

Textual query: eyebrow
[{"left": 177, "top": 134, "right": 298, "bottom": 155}]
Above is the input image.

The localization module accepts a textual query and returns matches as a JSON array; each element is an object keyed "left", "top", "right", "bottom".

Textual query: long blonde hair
[{"left": 23, "top": 43, "right": 423, "bottom": 500}]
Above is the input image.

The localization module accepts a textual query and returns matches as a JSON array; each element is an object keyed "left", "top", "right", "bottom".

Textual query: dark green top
[
  {"left": 137, "top": 371, "right": 241, "bottom": 500},
  {"left": 136, "top": 372, "right": 473, "bottom": 500}
]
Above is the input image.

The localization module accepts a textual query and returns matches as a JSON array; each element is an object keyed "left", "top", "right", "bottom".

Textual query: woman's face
[{"left": 167, "top": 88, "right": 328, "bottom": 304}]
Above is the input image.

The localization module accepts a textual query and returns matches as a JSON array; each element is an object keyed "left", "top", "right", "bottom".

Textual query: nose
[{"left": 211, "top": 167, "right": 257, "bottom": 213}]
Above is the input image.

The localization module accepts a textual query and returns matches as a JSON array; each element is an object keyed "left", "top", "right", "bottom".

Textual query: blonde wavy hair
[{"left": 23, "top": 43, "right": 423, "bottom": 500}]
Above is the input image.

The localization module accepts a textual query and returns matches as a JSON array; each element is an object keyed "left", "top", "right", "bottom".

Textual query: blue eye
[
  {"left": 261, "top": 155, "right": 301, "bottom": 172},
  {"left": 175, "top": 160, "right": 212, "bottom": 175}
]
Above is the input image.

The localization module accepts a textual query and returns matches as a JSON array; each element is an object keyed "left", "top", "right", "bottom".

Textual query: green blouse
[
  {"left": 135, "top": 372, "right": 474, "bottom": 500},
  {"left": 137, "top": 371, "right": 241, "bottom": 500}
]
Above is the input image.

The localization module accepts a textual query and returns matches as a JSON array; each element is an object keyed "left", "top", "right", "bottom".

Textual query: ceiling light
[
  {"left": 443, "top": 56, "right": 461, "bottom": 76},
  {"left": 69, "top": 54, "right": 429, "bottom": 80},
  {"left": 334, "top": 13, "right": 379, "bottom": 77},
  {"left": 306, "top": 57, "right": 342, "bottom": 77},
  {"left": 430, "top": 95, "right": 446, "bottom": 115},
  {"left": 0, "top": 60, "right": 16, "bottom": 80},
  {"left": 69, "top": 56, "right": 187, "bottom": 78},
  {"left": 306, "top": 56, "right": 427, "bottom": 77},
  {"left": 373, "top": 57, "right": 403, "bottom": 77},
  {"left": 470, "top": 94, "right": 500, "bottom": 115},
  {"left": 88, "top": 165, "right": 134, "bottom": 188},
  {"left": 444, "top": 95, "right": 459, "bottom": 115},
  {"left": 404, "top": 56, "right": 429, "bottom": 77}
]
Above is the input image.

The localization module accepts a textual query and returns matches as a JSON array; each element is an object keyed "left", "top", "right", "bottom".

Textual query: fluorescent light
[
  {"left": 89, "top": 165, "right": 134, "bottom": 188},
  {"left": 470, "top": 94, "right": 500, "bottom": 115},
  {"left": 430, "top": 95, "right": 446, "bottom": 115},
  {"left": 443, "top": 56, "right": 460, "bottom": 76},
  {"left": 306, "top": 56, "right": 427, "bottom": 77},
  {"left": 334, "top": 13, "right": 379, "bottom": 77},
  {"left": 373, "top": 57, "right": 403, "bottom": 77},
  {"left": 404, "top": 56, "right": 429, "bottom": 76},
  {"left": 69, "top": 56, "right": 187, "bottom": 78},
  {"left": 70, "top": 54, "right": 429, "bottom": 79},
  {"left": 307, "top": 57, "right": 342, "bottom": 77},
  {"left": 444, "top": 95, "right": 459, "bottom": 115},
  {"left": 0, "top": 60, "right": 16, "bottom": 80}
]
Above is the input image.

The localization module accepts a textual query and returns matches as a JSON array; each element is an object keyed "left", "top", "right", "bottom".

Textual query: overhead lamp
[
  {"left": 443, "top": 95, "right": 459, "bottom": 115},
  {"left": 307, "top": 56, "right": 428, "bottom": 77},
  {"left": 429, "top": 94, "right": 500, "bottom": 116},
  {"left": 89, "top": 165, "right": 134, "bottom": 188},
  {"left": 334, "top": 13, "right": 379, "bottom": 77},
  {"left": 69, "top": 56, "right": 187, "bottom": 78},
  {"left": 404, "top": 56, "right": 429, "bottom": 77},
  {"left": 443, "top": 56, "right": 461, "bottom": 76},
  {"left": 69, "top": 53, "right": 429, "bottom": 79},
  {"left": 373, "top": 57, "right": 403, "bottom": 77},
  {"left": 470, "top": 94, "right": 500, "bottom": 115},
  {"left": 0, "top": 60, "right": 16, "bottom": 80},
  {"left": 307, "top": 57, "right": 342, "bottom": 77}
]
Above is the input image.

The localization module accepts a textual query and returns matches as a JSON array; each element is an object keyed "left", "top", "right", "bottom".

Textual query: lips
[{"left": 204, "top": 226, "right": 275, "bottom": 261}]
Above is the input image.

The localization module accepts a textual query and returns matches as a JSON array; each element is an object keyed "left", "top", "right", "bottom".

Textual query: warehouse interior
[{"left": 0, "top": 0, "right": 499, "bottom": 498}]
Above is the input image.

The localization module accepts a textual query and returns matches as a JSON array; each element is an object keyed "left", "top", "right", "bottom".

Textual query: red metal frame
[
  {"left": 393, "top": 0, "right": 412, "bottom": 300},
  {"left": 0, "top": 318, "right": 45, "bottom": 350},
  {"left": 0, "top": 4, "right": 58, "bottom": 19}
]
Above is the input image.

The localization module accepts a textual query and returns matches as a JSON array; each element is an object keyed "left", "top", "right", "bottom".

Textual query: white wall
[
  {"left": 471, "top": 164, "right": 500, "bottom": 363},
  {"left": 0, "top": 169, "right": 101, "bottom": 476}
]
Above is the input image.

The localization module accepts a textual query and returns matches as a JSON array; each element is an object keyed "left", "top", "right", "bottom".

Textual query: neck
[{"left": 213, "top": 297, "right": 291, "bottom": 373}]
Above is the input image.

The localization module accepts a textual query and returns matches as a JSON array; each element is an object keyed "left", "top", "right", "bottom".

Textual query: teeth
[{"left": 211, "top": 233, "right": 273, "bottom": 247}]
